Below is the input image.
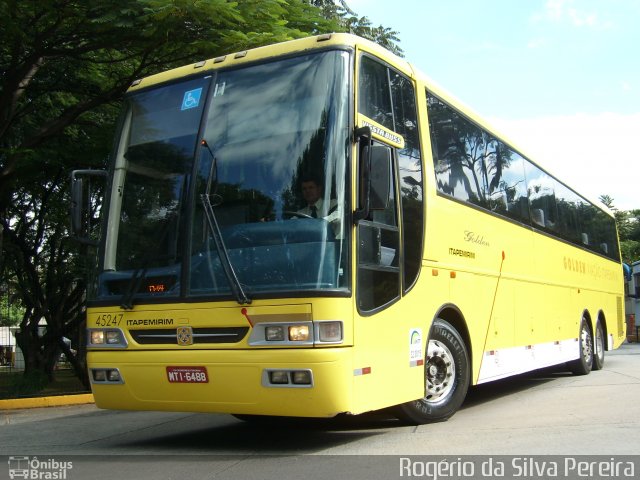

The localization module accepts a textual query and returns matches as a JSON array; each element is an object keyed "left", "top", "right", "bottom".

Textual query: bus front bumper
[{"left": 88, "top": 347, "right": 353, "bottom": 417}]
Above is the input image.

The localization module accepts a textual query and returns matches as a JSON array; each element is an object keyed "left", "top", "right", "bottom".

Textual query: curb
[{"left": 0, "top": 394, "right": 94, "bottom": 410}]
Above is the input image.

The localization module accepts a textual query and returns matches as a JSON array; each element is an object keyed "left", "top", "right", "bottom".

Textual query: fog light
[
  {"left": 318, "top": 322, "right": 342, "bottom": 342},
  {"left": 288, "top": 325, "right": 310, "bottom": 341},
  {"left": 292, "top": 370, "right": 312, "bottom": 385},
  {"left": 90, "top": 331, "right": 105, "bottom": 345},
  {"left": 269, "top": 371, "right": 289, "bottom": 384},
  {"left": 107, "top": 369, "right": 121, "bottom": 382},
  {"left": 92, "top": 369, "right": 107, "bottom": 382},
  {"left": 265, "top": 326, "right": 285, "bottom": 341}
]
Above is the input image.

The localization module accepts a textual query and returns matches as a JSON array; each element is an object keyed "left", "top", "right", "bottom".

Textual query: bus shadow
[
  {"left": 118, "top": 413, "right": 398, "bottom": 454},
  {"left": 116, "top": 366, "right": 575, "bottom": 453},
  {"left": 462, "top": 364, "right": 572, "bottom": 410}
]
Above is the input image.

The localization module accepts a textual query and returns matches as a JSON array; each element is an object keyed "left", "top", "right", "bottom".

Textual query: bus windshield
[{"left": 98, "top": 50, "right": 351, "bottom": 303}]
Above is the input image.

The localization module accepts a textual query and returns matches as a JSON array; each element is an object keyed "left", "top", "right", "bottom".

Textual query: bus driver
[{"left": 297, "top": 176, "right": 342, "bottom": 237}]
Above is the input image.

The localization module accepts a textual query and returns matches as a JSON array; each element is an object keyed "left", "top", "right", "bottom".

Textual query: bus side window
[
  {"left": 359, "top": 56, "right": 394, "bottom": 130},
  {"left": 524, "top": 163, "right": 560, "bottom": 234},
  {"left": 427, "top": 94, "right": 487, "bottom": 206},
  {"left": 391, "top": 71, "right": 423, "bottom": 293},
  {"left": 427, "top": 92, "right": 530, "bottom": 225},
  {"left": 357, "top": 142, "right": 401, "bottom": 312}
]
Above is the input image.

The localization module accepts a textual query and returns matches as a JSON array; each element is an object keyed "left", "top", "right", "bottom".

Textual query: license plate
[{"left": 166, "top": 366, "right": 209, "bottom": 383}]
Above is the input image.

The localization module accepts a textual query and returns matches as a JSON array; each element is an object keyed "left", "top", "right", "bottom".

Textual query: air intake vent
[{"left": 130, "top": 327, "right": 249, "bottom": 345}]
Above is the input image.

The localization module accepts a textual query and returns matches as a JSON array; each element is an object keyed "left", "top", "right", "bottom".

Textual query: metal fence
[{"left": 0, "top": 326, "right": 90, "bottom": 400}]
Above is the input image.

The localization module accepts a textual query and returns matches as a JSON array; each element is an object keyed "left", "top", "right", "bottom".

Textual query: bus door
[{"left": 351, "top": 52, "right": 425, "bottom": 412}]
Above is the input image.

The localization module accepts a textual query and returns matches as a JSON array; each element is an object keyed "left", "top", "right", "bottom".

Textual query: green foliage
[
  {"left": 599, "top": 196, "right": 640, "bottom": 264},
  {"left": 310, "top": 0, "right": 403, "bottom": 56},
  {"left": 620, "top": 209, "right": 640, "bottom": 264},
  {"left": 621, "top": 240, "right": 640, "bottom": 265},
  {"left": 0, "top": 294, "right": 23, "bottom": 326}
]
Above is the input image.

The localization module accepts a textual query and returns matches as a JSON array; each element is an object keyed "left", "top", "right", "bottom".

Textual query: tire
[
  {"left": 592, "top": 320, "right": 605, "bottom": 371},
  {"left": 568, "top": 317, "right": 593, "bottom": 375},
  {"left": 394, "top": 319, "right": 470, "bottom": 424}
]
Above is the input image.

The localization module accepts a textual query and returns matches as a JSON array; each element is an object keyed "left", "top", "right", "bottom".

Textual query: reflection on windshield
[
  {"left": 97, "top": 51, "right": 350, "bottom": 303},
  {"left": 98, "top": 77, "right": 209, "bottom": 301},
  {"left": 191, "top": 51, "right": 350, "bottom": 297}
]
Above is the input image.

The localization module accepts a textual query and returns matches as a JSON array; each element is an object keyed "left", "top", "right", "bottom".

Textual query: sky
[{"left": 348, "top": 0, "right": 640, "bottom": 210}]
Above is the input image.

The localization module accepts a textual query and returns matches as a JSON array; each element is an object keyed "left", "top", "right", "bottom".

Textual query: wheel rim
[
  {"left": 595, "top": 325, "right": 604, "bottom": 362},
  {"left": 580, "top": 323, "right": 593, "bottom": 365},
  {"left": 424, "top": 339, "right": 455, "bottom": 403}
]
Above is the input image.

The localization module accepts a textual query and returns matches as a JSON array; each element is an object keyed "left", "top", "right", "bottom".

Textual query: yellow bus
[{"left": 72, "top": 33, "right": 624, "bottom": 424}]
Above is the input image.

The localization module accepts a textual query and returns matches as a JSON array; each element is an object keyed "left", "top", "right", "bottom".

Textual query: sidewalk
[
  {"left": 609, "top": 339, "right": 640, "bottom": 354},
  {"left": 0, "top": 393, "right": 94, "bottom": 410}
]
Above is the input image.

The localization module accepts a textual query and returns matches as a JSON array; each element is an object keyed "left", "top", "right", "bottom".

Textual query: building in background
[
  {"left": 0, "top": 326, "right": 19, "bottom": 367},
  {"left": 625, "top": 261, "right": 640, "bottom": 342}
]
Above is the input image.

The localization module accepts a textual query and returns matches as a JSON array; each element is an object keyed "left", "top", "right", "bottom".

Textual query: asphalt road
[{"left": 1, "top": 342, "right": 639, "bottom": 480}]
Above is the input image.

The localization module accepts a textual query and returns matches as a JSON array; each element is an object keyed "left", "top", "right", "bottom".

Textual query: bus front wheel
[{"left": 394, "top": 319, "right": 470, "bottom": 424}]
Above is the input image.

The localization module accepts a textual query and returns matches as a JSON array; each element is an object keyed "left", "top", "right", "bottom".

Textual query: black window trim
[{"left": 426, "top": 90, "right": 621, "bottom": 264}]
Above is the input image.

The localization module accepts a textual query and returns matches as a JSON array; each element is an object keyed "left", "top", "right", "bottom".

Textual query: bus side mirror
[
  {"left": 354, "top": 126, "right": 393, "bottom": 222},
  {"left": 70, "top": 169, "right": 107, "bottom": 243},
  {"left": 70, "top": 176, "right": 84, "bottom": 235}
]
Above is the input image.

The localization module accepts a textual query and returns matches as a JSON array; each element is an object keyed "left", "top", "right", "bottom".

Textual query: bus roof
[{"left": 127, "top": 33, "right": 412, "bottom": 93}]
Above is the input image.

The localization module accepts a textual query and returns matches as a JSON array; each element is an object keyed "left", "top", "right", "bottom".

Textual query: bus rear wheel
[
  {"left": 568, "top": 317, "right": 593, "bottom": 375},
  {"left": 592, "top": 320, "right": 605, "bottom": 371},
  {"left": 394, "top": 319, "right": 470, "bottom": 424}
]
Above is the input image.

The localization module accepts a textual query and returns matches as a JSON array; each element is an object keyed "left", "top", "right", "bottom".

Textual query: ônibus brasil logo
[{"left": 8, "top": 456, "right": 73, "bottom": 479}]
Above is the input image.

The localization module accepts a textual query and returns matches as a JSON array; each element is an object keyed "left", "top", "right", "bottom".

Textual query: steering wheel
[{"left": 283, "top": 210, "right": 314, "bottom": 219}]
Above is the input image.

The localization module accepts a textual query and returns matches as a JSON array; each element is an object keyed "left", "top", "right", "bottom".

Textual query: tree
[
  {"left": 0, "top": 0, "right": 401, "bottom": 390},
  {"left": 310, "top": 0, "right": 404, "bottom": 56},
  {"left": 620, "top": 208, "right": 640, "bottom": 265},
  {"left": 599, "top": 196, "right": 640, "bottom": 265},
  {"left": 0, "top": 0, "right": 343, "bottom": 203}
]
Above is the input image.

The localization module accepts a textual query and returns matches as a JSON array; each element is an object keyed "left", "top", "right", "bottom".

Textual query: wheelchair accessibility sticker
[{"left": 181, "top": 88, "right": 203, "bottom": 110}]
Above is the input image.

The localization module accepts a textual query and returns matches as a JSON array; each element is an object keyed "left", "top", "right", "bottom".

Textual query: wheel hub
[
  {"left": 581, "top": 325, "right": 593, "bottom": 364},
  {"left": 425, "top": 339, "right": 455, "bottom": 403}
]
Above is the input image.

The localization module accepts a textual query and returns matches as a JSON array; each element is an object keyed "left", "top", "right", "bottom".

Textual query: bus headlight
[
  {"left": 264, "top": 324, "right": 311, "bottom": 342},
  {"left": 106, "top": 330, "right": 124, "bottom": 344},
  {"left": 90, "top": 330, "right": 105, "bottom": 345},
  {"left": 265, "top": 325, "right": 285, "bottom": 341},
  {"left": 88, "top": 329, "right": 128, "bottom": 348},
  {"left": 248, "top": 321, "right": 343, "bottom": 346},
  {"left": 288, "top": 325, "right": 310, "bottom": 341},
  {"left": 317, "top": 321, "right": 342, "bottom": 343}
]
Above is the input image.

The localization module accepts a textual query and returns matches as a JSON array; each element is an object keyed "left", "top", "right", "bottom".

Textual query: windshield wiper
[
  {"left": 199, "top": 139, "right": 251, "bottom": 305},
  {"left": 201, "top": 193, "right": 251, "bottom": 305},
  {"left": 120, "top": 267, "right": 148, "bottom": 310}
]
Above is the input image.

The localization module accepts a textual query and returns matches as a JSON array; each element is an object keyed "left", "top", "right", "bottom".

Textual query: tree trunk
[{"left": 14, "top": 326, "right": 45, "bottom": 376}]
